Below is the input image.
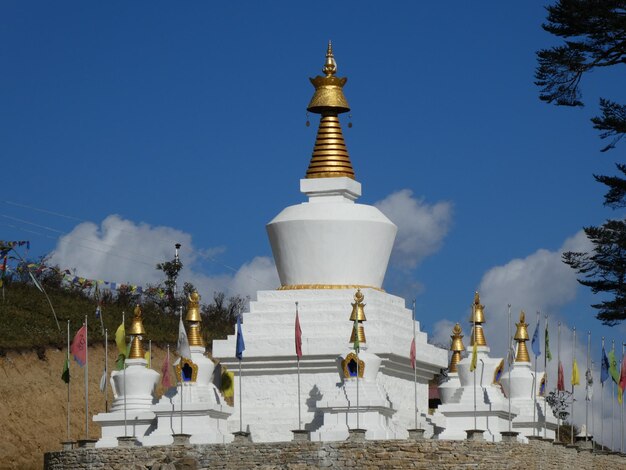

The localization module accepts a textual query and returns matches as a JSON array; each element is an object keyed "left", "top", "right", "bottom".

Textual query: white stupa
[
  {"left": 433, "top": 292, "right": 519, "bottom": 442},
  {"left": 144, "top": 292, "right": 233, "bottom": 445},
  {"left": 212, "top": 42, "right": 447, "bottom": 442},
  {"left": 311, "top": 289, "right": 400, "bottom": 441},
  {"left": 500, "top": 311, "right": 556, "bottom": 441},
  {"left": 94, "top": 305, "right": 160, "bottom": 448}
]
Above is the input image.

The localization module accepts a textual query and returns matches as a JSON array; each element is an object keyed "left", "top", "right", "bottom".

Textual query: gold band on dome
[{"left": 278, "top": 284, "right": 384, "bottom": 292}]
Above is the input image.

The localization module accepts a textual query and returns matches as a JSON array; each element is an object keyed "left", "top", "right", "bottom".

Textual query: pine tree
[{"left": 537, "top": 1, "right": 626, "bottom": 324}]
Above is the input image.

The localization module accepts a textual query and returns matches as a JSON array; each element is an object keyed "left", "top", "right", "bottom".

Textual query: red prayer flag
[
  {"left": 619, "top": 356, "right": 626, "bottom": 398},
  {"left": 70, "top": 325, "right": 87, "bottom": 367},
  {"left": 161, "top": 349, "right": 172, "bottom": 389},
  {"left": 295, "top": 310, "right": 303, "bottom": 359},
  {"left": 410, "top": 338, "right": 416, "bottom": 370},
  {"left": 557, "top": 360, "right": 565, "bottom": 391}
]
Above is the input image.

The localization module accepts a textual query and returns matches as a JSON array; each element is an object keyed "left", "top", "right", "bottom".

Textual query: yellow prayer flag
[
  {"left": 221, "top": 370, "right": 235, "bottom": 398},
  {"left": 115, "top": 321, "right": 126, "bottom": 355},
  {"left": 571, "top": 358, "right": 580, "bottom": 386},
  {"left": 469, "top": 340, "right": 478, "bottom": 372},
  {"left": 144, "top": 351, "right": 151, "bottom": 368}
]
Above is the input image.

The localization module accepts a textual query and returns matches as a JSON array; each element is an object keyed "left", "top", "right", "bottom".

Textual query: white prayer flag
[{"left": 177, "top": 313, "right": 191, "bottom": 359}]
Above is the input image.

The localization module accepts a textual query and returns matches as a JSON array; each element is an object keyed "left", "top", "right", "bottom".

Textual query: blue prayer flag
[
  {"left": 601, "top": 346, "right": 610, "bottom": 385},
  {"left": 531, "top": 321, "right": 540, "bottom": 357},
  {"left": 236, "top": 315, "right": 245, "bottom": 360}
]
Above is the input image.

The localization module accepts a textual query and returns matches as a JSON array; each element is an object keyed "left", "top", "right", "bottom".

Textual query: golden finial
[
  {"left": 186, "top": 291, "right": 204, "bottom": 347},
  {"left": 514, "top": 310, "right": 530, "bottom": 362},
  {"left": 449, "top": 323, "right": 465, "bottom": 373},
  {"left": 323, "top": 41, "right": 337, "bottom": 76},
  {"left": 469, "top": 291, "right": 487, "bottom": 347},
  {"left": 349, "top": 289, "right": 366, "bottom": 344},
  {"left": 128, "top": 304, "right": 146, "bottom": 359},
  {"left": 306, "top": 42, "right": 355, "bottom": 180}
]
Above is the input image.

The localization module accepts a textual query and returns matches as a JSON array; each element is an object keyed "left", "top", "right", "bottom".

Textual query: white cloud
[
  {"left": 48, "top": 214, "right": 279, "bottom": 302},
  {"left": 375, "top": 189, "right": 453, "bottom": 270},
  {"left": 430, "top": 319, "right": 457, "bottom": 349}
]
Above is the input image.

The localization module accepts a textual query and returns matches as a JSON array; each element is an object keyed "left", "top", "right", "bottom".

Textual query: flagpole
[
  {"left": 295, "top": 302, "right": 301, "bottom": 431},
  {"left": 591, "top": 359, "right": 595, "bottom": 451},
  {"left": 66, "top": 319, "right": 71, "bottom": 441},
  {"left": 601, "top": 337, "right": 605, "bottom": 450},
  {"left": 473, "top": 302, "right": 477, "bottom": 431},
  {"left": 122, "top": 312, "right": 127, "bottom": 437},
  {"left": 543, "top": 315, "right": 548, "bottom": 439},
  {"left": 238, "top": 358, "right": 242, "bottom": 433},
  {"left": 617, "top": 342, "right": 624, "bottom": 453},
  {"left": 356, "top": 346, "right": 360, "bottom": 430},
  {"left": 412, "top": 299, "right": 417, "bottom": 430},
  {"left": 557, "top": 321, "right": 561, "bottom": 442},
  {"left": 105, "top": 328, "right": 109, "bottom": 413},
  {"left": 612, "top": 339, "right": 615, "bottom": 451},
  {"left": 180, "top": 307, "right": 184, "bottom": 435},
  {"left": 507, "top": 304, "right": 512, "bottom": 434},
  {"left": 84, "top": 315, "right": 89, "bottom": 439},
  {"left": 148, "top": 339, "right": 152, "bottom": 368},
  {"left": 532, "top": 311, "right": 538, "bottom": 436},
  {"left": 571, "top": 327, "right": 575, "bottom": 445},
  {"left": 586, "top": 330, "right": 590, "bottom": 442}
]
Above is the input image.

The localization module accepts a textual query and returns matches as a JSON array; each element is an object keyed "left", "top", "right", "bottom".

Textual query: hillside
[{"left": 0, "top": 344, "right": 173, "bottom": 470}]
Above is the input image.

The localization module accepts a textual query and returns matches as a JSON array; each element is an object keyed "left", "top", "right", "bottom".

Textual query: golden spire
[
  {"left": 449, "top": 323, "right": 465, "bottom": 373},
  {"left": 186, "top": 291, "right": 204, "bottom": 347},
  {"left": 469, "top": 291, "right": 487, "bottom": 347},
  {"left": 349, "top": 289, "right": 366, "bottom": 344},
  {"left": 514, "top": 310, "right": 530, "bottom": 363},
  {"left": 128, "top": 304, "right": 146, "bottom": 359},
  {"left": 306, "top": 41, "right": 355, "bottom": 180}
]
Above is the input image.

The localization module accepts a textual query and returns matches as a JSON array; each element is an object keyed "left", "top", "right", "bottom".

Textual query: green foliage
[{"left": 536, "top": 0, "right": 626, "bottom": 150}]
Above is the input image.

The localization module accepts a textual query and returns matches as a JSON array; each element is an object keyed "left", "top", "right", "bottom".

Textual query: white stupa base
[
  {"left": 143, "top": 382, "right": 234, "bottom": 445},
  {"left": 93, "top": 411, "right": 156, "bottom": 448},
  {"left": 310, "top": 379, "right": 399, "bottom": 441},
  {"left": 438, "top": 373, "right": 462, "bottom": 404},
  {"left": 212, "top": 288, "right": 447, "bottom": 443},
  {"left": 500, "top": 363, "right": 557, "bottom": 441}
]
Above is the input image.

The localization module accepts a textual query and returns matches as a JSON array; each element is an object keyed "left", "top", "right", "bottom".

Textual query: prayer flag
[
  {"left": 469, "top": 329, "right": 478, "bottom": 372},
  {"left": 95, "top": 305, "right": 101, "bottom": 319},
  {"left": 235, "top": 315, "right": 245, "bottom": 360},
  {"left": 539, "top": 374, "right": 547, "bottom": 396},
  {"left": 545, "top": 323, "right": 552, "bottom": 361},
  {"left": 221, "top": 369, "right": 235, "bottom": 398},
  {"left": 99, "top": 370, "right": 106, "bottom": 392},
  {"left": 61, "top": 358, "right": 70, "bottom": 384},
  {"left": 609, "top": 349, "right": 620, "bottom": 384},
  {"left": 352, "top": 318, "right": 360, "bottom": 353},
  {"left": 571, "top": 357, "right": 580, "bottom": 386},
  {"left": 601, "top": 346, "right": 610, "bottom": 385},
  {"left": 618, "top": 357, "right": 626, "bottom": 405},
  {"left": 115, "top": 321, "right": 126, "bottom": 355},
  {"left": 295, "top": 309, "right": 303, "bottom": 359},
  {"left": 586, "top": 368, "right": 593, "bottom": 401},
  {"left": 177, "top": 313, "right": 191, "bottom": 360},
  {"left": 557, "top": 360, "right": 565, "bottom": 391},
  {"left": 145, "top": 351, "right": 151, "bottom": 368},
  {"left": 531, "top": 321, "right": 540, "bottom": 357},
  {"left": 70, "top": 325, "right": 87, "bottom": 367},
  {"left": 161, "top": 349, "right": 172, "bottom": 389},
  {"left": 410, "top": 338, "right": 416, "bottom": 370}
]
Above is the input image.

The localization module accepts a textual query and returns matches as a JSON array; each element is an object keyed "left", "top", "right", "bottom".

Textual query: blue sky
[{"left": 1, "top": 1, "right": 625, "bottom": 442}]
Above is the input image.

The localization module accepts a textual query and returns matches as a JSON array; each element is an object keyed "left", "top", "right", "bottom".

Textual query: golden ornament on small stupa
[
  {"left": 186, "top": 291, "right": 204, "bottom": 347},
  {"left": 514, "top": 310, "right": 530, "bottom": 363},
  {"left": 469, "top": 291, "right": 487, "bottom": 347},
  {"left": 128, "top": 304, "right": 146, "bottom": 359},
  {"left": 349, "top": 288, "right": 366, "bottom": 345},
  {"left": 449, "top": 323, "right": 465, "bottom": 373}
]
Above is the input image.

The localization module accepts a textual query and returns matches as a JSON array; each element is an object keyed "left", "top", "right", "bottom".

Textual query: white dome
[{"left": 266, "top": 177, "right": 397, "bottom": 289}]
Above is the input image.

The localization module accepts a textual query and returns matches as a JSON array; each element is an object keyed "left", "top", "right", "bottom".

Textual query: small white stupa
[
  {"left": 94, "top": 305, "right": 160, "bottom": 448},
  {"left": 500, "top": 311, "right": 556, "bottom": 440},
  {"left": 438, "top": 323, "right": 465, "bottom": 405},
  {"left": 145, "top": 292, "right": 233, "bottom": 445},
  {"left": 311, "top": 290, "right": 399, "bottom": 441},
  {"left": 212, "top": 42, "right": 447, "bottom": 442},
  {"left": 433, "top": 292, "right": 519, "bottom": 442}
]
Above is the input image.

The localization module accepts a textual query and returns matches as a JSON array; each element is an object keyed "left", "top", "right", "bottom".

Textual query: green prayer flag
[
  {"left": 609, "top": 349, "right": 620, "bottom": 384},
  {"left": 61, "top": 358, "right": 70, "bottom": 384},
  {"left": 116, "top": 353, "right": 126, "bottom": 370},
  {"left": 545, "top": 324, "right": 552, "bottom": 361},
  {"left": 352, "top": 318, "right": 360, "bottom": 352}
]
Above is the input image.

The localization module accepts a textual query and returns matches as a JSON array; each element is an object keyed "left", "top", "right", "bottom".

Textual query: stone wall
[{"left": 44, "top": 437, "right": 625, "bottom": 470}]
